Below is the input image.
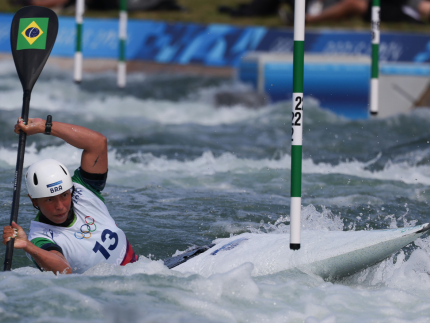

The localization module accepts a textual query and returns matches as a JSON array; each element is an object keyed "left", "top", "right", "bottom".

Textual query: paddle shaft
[
  {"left": 4, "top": 5, "right": 58, "bottom": 271},
  {"left": 3, "top": 90, "right": 31, "bottom": 271}
]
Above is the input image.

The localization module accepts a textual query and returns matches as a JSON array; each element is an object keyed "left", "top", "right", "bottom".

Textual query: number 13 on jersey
[{"left": 292, "top": 93, "right": 303, "bottom": 144}]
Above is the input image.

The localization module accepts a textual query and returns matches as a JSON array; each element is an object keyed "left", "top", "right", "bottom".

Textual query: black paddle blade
[{"left": 10, "top": 6, "right": 58, "bottom": 92}]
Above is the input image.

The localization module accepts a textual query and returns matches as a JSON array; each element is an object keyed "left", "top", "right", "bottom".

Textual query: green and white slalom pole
[
  {"left": 74, "top": 0, "right": 84, "bottom": 83},
  {"left": 117, "top": 0, "right": 127, "bottom": 88},
  {"left": 370, "top": 0, "right": 380, "bottom": 116},
  {"left": 290, "top": 0, "right": 305, "bottom": 250}
]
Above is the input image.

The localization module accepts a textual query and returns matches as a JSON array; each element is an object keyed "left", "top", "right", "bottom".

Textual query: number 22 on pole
[
  {"left": 292, "top": 96, "right": 303, "bottom": 139},
  {"left": 290, "top": 93, "right": 303, "bottom": 250}
]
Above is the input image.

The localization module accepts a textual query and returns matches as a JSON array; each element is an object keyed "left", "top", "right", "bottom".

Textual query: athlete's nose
[{"left": 54, "top": 197, "right": 66, "bottom": 211}]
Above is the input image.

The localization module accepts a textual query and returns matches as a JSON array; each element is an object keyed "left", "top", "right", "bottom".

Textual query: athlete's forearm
[
  {"left": 50, "top": 121, "right": 106, "bottom": 154},
  {"left": 24, "top": 242, "right": 72, "bottom": 274},
  {"left": 50, "top": 121, "right": 107, "bottom": 173},
  {"left": 15, "top": 117, "right": 108, "bottom": 173},
  {"left": 22, "top": 119, "right": 105, "bottom": 152}
]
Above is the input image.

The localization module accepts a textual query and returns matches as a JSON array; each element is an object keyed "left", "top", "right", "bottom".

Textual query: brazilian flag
[{"left": 16, "top": 17, "right": 49, "bottom": 50}]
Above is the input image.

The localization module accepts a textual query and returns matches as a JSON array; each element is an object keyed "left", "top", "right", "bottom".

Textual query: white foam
[
  {"left": 219, "top": 205, "right": 345, "bottom": 236},
  {"left": 0, "top": 89, "right": 269, "bottom": 125},
  {"left": 5, "top": 224, "right": 430, "bottom": 323},
  {"left": 90, "top": 97, "right": 267, "bottom": 125},
  {"left": 83, "top": 256, "right": 173, "bottom": 277},
  {"left": 0, "top": 143, "right": 82, "bottom": 169},
  {"left": 2, "top": 144, "right": 430, "bottom": 187},
  {"left": 301, "top": 156, "right": 430, "bottom": 185},
  {"left": 6, "top": 261, "right": 430, "bottom": 323},
  {"left": 343, "top": 236, "right": 430, "bottom": 296},
  {"left": 0, "top": 65, "right": 272, "bottom": 125}
]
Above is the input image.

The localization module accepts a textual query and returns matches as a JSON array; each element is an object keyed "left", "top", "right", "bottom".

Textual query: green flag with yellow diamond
[{"left": 16, "top": 17, "right": 49, "bottom": 50}]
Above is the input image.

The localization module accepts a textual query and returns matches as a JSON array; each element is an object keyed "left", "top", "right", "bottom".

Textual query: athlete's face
[{"left": 30, "top": 190, "right": 72, "bottom": 224}]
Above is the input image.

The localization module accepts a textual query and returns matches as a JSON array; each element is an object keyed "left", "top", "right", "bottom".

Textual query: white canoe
[{"left": 171, "top": 224, "right": 430, "bottom": 279}]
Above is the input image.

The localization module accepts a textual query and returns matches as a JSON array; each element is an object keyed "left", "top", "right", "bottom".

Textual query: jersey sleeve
[
  {"left": 32, "top": 237, "right": 64, "bottom": 253},
  {"left": 28, "top": 237, "right": 64, "bottom": 271},
  {"left": 72, "top": 168, "right": 107, "bottom": 202}
]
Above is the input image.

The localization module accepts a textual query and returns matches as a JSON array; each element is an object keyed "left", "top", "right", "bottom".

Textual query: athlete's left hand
[
  {"left": 14, "top": 117, "right": 44, "bottom": 136},
  {"left": 2, "top": 221, "right": 28, "bottom": 249}
]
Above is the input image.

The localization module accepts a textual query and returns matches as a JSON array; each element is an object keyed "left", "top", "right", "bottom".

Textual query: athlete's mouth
[{"left": 54, "top": 211, "right": 67, "bottom": 218}]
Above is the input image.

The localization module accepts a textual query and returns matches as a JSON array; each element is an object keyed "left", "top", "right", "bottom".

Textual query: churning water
[{"left": 0, "top": 60, "right": 430, "bottom": 322}]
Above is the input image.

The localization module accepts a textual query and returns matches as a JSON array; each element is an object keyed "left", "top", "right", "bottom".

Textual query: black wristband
[{"left": 44, "top": 115, "right": 52, "bottom": 135}]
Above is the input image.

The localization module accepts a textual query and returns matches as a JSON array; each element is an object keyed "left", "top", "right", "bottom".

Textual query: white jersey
[{"left": 27, "top": 182, "right": 129, "bottom": 274}]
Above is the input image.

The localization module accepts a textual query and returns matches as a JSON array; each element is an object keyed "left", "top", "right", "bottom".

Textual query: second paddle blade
[{"left": 10, "top": 6, "right": 58, "bottom": 92}]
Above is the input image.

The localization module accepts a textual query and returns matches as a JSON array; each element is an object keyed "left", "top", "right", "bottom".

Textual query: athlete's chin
[{"left": 51, "top": 212, "right": 68, "bottom": 223}]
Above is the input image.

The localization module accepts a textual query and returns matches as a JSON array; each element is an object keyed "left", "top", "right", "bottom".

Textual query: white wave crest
[
  {"left": 1, "top": 144, "right": 430, "bottom": 186},
  {"left": 0, "top": 64, "right": 272, "bottom": 125}
]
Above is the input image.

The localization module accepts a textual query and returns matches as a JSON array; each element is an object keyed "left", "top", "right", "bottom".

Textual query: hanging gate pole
[
  {"left": 290, "top": 0, "right": 306, "bottom": 250},
  {"left": 370, "top": 0, "right": 380, "bottom": 116},
  {"left": 74, "top": 0, "right": 84, "bottom": 83},
  {"left": 117, "top": 0, "right": 127, "bottom": 88}
]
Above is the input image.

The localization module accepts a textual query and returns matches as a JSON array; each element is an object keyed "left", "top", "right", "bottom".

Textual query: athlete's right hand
[
  {"left": 2, "top": 221, "right": 28, "bottom": 249},
  {"left": 14, "top": 117, "right": 44, "bottom": 136}
]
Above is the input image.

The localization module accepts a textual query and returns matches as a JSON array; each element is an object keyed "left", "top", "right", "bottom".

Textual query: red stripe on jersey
[{"left": 120, "top": 239, "right": 138, "bottom": 266}]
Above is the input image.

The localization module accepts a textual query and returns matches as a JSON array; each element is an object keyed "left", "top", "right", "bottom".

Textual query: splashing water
[{"left": 0, "top": 65, "right": 430, "bottom": 322}]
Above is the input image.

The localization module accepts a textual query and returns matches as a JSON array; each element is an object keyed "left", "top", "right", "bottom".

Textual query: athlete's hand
[
  {"left": 14, "top": 117, "right": 44, "bottom": 136},
  {"left": 2, "top": 222, "right": 28, "bottom": 249}
]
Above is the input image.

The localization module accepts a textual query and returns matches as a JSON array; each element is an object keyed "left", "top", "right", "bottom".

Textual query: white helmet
[{"left": 25, "top": 159, "right": 73, "bottom": 198}]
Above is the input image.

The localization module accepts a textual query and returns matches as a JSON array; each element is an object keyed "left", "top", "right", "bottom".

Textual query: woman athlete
[{"left": 2, "top": 117, "right": 137, "bottom": 274}]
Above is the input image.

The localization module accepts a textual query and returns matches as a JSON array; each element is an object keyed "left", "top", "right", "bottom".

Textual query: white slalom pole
[
  {"left": 117, "top": 0, "right": 127, "bottom": 88},
  {"left": 290, "top": 0, "right": 306, "bottom": 250},
  {"left": 74, "top": 0, "right": 84, "bottom": 83},
  {"left": 370, "top": 0, "right": 380, "bottom": 115}
]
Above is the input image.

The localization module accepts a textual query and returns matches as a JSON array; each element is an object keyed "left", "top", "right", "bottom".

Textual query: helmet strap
[{"left": 30, "top": 197, "right": 40, "bottom": 211}]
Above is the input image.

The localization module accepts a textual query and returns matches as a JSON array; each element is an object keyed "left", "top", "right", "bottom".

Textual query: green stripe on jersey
[{"left": 31, "top": 237, "right": 54, "bottom": 248}]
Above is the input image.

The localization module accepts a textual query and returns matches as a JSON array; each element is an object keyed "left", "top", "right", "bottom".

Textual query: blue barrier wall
[
  {"left": 1, "top": 13, "right": 430, "bottom": 66},
  {"left": 262, "top": 62, "right": 370, "bottom": 119}
]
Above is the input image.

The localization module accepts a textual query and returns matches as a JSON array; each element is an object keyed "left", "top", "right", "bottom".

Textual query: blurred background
[
  {"left": 1, "top": 0, "right": 429, "bottom": 119},
  {"left": 1, "top": 0, "right": 429, "bottom": 29}
]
